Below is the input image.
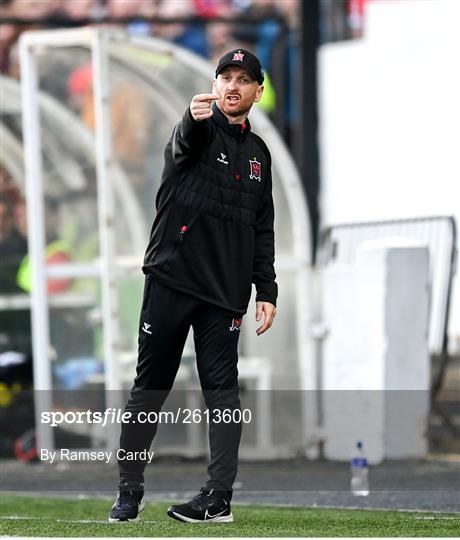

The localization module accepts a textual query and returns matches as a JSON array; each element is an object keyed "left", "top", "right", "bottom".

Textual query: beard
[
  {"left": 221, "top": 101, "right": 252, "bottom": 117},
  {"left": 226, "top": 107, "right": 251, "bottom": 117}
]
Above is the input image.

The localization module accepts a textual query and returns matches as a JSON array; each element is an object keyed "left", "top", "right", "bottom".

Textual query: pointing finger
[{"left": 194, "top": 93, "right": 221, "bottom": 102}]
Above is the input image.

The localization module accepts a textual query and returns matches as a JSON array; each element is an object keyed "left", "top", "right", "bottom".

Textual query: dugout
[{"left": 6, "top": 28, "right": 315, "bottom": 459}]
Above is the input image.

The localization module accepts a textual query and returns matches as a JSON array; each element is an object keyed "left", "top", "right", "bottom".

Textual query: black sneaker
[
  {"left": 109, "top": 482, "right": 145, "bottom": 522},
  {"left": 167, "top": 487, "right": 233, "bottom": 523}
]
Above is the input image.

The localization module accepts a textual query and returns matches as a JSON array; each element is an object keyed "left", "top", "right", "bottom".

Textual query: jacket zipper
[
  {"left": 179, "top": 213, "right": 200, "bottom": 240},
  {"left": 164, "top": 213, "right": 200, "bottom": 268},
  {"left": 179, "top": 225, "right": 188, "bottom": 242}
]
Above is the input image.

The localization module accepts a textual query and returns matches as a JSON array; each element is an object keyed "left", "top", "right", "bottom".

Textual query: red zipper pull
[{"left": 179, "top": 225, "right": 187, "bottom": 241}]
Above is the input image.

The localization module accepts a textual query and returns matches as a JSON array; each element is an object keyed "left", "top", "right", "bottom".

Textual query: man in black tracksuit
[{"left": 110, "top": 49, "right": 278, "bottom": 524}]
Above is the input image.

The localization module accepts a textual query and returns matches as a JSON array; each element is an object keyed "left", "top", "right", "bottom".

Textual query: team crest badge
[
  {"left": 249, "top": 158, "right": 262, "bottom": 182},
  {"left": 233, "top": 51, "right": 244, "bottom": 62},
  {"left": 229, "top": 317, "right": 242, "bottom": 331}
]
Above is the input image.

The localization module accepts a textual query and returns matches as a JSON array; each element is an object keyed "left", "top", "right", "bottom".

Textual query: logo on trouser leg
[
  {"left": 142, "top": 322, "right": 152, "bottom": 335},
  {"left": 229, "top": 318, "right": 242, "bottom": 331}
]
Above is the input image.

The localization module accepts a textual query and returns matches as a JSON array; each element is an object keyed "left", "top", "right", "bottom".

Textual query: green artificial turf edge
[{"left": 0, "top": 495, "right": 459, "bottom": 537}]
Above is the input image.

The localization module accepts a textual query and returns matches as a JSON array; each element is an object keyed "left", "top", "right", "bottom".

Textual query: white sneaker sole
[
  {"left": 168, "top": 509, "right": 233, "bottom": 523},
  {"left": 108, "top": 500, "right": 145, "bottom": 523}
]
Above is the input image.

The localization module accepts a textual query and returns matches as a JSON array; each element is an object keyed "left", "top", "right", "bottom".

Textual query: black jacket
[{"left": 142, "top": 103, "right": 277, "bottom": 315}]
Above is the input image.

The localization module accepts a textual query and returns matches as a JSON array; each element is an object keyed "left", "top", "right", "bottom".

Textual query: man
[{"left": 109, "top": 49, "right": 278, "bottom": 524}]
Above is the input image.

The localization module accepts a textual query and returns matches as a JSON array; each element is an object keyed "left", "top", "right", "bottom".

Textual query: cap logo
[{"left": 232, "top": 51, "right": 244, "bottom": 62}]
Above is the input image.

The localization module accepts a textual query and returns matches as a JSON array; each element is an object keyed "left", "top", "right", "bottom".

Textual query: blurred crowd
[
  {"left": 0, "top": 0, "right": 361, "bottom": 148},
  {"left": 1, "top": 0, "right": 299, "bottom": 75}
]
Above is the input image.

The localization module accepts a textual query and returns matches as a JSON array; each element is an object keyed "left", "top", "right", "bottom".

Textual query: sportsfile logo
[{"left": 142, "top": 322, "right": 152, "bottom": 335}]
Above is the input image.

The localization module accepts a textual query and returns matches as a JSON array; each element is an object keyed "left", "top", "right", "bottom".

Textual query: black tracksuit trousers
[{"left": 118, "top": 274, "right": 243, "bottom": 497}]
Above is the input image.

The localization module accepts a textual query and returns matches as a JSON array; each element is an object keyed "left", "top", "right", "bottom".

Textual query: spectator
[
  {"left": 0, "top": 0, "right": 19, "bottom": 72},
  {"left": 0, "top": 0, "right": 62, "bottom": 74},
  {"left": 0, "top": 189, "right": 27, "bottom": 294},
  {"left": 193, "top": 0, "right": 234, "bottom": 19},
  {"left": 14, "top": 196, "right": 74, "bottom": 296},
  {"left": 0, "top": 175, "right": 32, "bottom": 378},
  {"left": 9, "top": 0, "right": 60, "bottom": 21},
  {"left": 106, "top": 0, "right": 157, "bottom": 36},
  {"left": 207, "top": 21, "right": 238, "bottom": 64},
  {"left": 60, "top": 0, "right": 104, "bottom": 22},
  {"left": 0, "top": 186, "right": 33, "bottom": 455},
  {"left": 154, "top": 0, "right": 209, "bottom": 58},
  {"left": 205, "top": 2, "right": 238, "bottom": 63},
  {"left": 236, "top": 0, "right": 280, "bottom": 72}
]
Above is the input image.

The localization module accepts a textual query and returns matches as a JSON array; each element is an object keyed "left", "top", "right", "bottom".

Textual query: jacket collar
[{"left": 212, "top": 102, "right": 251, "bottom": 139}]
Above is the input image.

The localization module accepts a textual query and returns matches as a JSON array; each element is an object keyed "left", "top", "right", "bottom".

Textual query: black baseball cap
[{"left": 215, "top": 49, "right": 264, "bottom": 85}]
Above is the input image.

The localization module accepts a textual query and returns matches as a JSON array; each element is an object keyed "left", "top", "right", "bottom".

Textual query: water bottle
[{"left": 350, "top": 441, "right": 369, "bottom": 496}]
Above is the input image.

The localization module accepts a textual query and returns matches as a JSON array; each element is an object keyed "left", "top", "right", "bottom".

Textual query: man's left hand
[{"left": 255, "top": 301, "right": 277, "bottom": 336}]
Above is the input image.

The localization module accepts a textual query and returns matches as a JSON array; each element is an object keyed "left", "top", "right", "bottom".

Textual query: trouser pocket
[{"left": 140, "top": 274, "right": 154, "bottom": 312}]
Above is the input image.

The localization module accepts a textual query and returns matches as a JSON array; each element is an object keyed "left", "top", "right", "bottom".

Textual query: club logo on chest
[{"left": 249, "top": 158, "right": 262, "bottom": 182}]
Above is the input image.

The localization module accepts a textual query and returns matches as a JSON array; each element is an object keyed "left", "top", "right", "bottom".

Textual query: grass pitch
[{"left": 0, "top": 495, "right": 459, "bottom": 537}]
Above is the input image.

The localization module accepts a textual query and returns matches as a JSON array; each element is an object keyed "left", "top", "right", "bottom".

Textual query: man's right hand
[{"left": 190, "top": 93, "right": 220, "bottom": 121}]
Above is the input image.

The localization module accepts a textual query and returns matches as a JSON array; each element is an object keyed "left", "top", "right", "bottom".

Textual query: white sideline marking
[
  {"left": 0, "top": 516, "right": 42, "bottom": 520},
  {"left": 57, "top": 519, "right": 159, "bottom": 524},
  {"left": 57, "top": 519, "right": 112, "bottom": 524},
  {"left": 1, "top": 515, "right": 158, "bottom": 524},
  {"left": 414, "top": 516, "right": 459, "bottom": 520}
]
